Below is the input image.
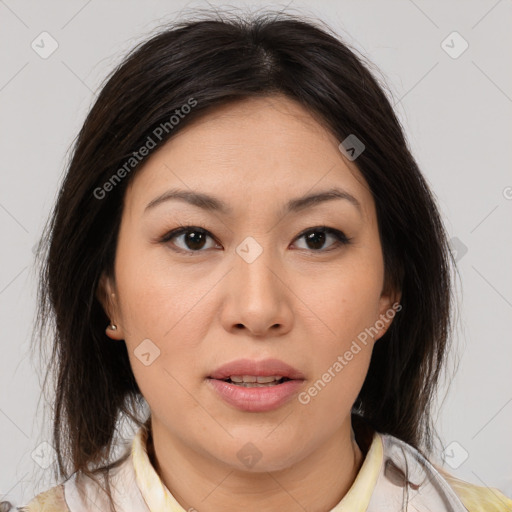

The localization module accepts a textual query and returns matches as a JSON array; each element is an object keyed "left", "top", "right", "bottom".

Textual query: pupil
[
  {"left": 306, "top": 231, "right": 325, "bottom": 250},
  {"left": 186, "top": 231, "right": 206, "bottom": 250}
]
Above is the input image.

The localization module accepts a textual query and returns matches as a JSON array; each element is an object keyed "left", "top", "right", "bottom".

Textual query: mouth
[
  {"left": 208, "top": 357, "right": 306, "bottom": 382},
  {"left": 208, "top": 376, "right": 294, "bottom": 387},
  {"left": 206, "top": 374, "right": 305, "bottom": 412},
  {"left": 206, "top": 358, "right": 305, "bottom": 411}
]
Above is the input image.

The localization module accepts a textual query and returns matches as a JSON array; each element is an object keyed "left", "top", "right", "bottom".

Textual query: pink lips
[{"left": 207, "top": 358, "right": 306, "bottom": 412}]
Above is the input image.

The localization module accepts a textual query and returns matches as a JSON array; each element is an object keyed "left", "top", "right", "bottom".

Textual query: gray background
[{"left": 1, "top": 0, "right": 511, "bottom": 507}]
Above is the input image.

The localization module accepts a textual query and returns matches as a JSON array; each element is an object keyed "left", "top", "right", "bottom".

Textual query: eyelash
[{"left": 159, "top": 224, "right": 352, "bottom": 255}]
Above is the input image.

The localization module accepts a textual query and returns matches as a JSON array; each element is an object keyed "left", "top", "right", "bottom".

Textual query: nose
[{"left": 219, "top": 244, "right": 293, "bottom": 338}]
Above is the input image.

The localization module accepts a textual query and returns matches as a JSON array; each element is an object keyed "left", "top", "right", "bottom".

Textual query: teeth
[
  {"left": 229, "top": 375, "right": 283, "bottom": 383},
  {"left": 232, "top": 382, "right": 281, "bottom": 388}
]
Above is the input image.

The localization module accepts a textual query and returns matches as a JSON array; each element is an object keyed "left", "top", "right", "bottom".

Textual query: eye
[
  {"left": 159, "top": 225, "right": 351, "bottom": 254},
  {"left": 292, "top": 226, "right": 352, "bottom": 252},
  {"left": 160, "top": 225, "right": 219, "bottom": 253}
]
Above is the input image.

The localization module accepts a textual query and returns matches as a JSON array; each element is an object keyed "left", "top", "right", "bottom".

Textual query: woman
[{"left": 12, "top": 9, "right": 511, "bottom": 512}]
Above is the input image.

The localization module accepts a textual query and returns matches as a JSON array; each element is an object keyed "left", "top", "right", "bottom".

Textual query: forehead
[{"left": 124, "top": 95, "right": 374, "bottom": 220}]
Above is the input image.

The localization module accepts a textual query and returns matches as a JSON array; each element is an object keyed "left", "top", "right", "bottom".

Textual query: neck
[{"left": 148, "top": 415, "right": 366, "bottom": 512}]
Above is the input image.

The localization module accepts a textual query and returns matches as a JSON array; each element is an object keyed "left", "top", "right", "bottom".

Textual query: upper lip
[{"left": 208, "top": 358, "right": 305, "bottom": 380}]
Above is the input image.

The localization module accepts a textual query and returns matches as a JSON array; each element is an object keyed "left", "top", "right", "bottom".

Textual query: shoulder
[
  {"left": 18, "top": 484, "right": 69, "bottom": 512},
  {"left": 376, "top": 431, "right": 511, "bottom": 512},
  {"left": 437, "top": 467, "right": 512, "bottom": 512}
]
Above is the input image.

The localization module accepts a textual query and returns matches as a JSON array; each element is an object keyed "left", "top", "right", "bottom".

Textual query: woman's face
[{"left": 100, "top": 94, "right": 398, "bottom": 473}]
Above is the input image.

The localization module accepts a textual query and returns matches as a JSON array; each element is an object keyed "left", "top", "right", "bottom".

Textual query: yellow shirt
[{"left": 20, "top": 426, "right": 512, "bottom": 511}]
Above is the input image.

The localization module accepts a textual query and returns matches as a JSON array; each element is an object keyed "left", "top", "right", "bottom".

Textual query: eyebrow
[{"left": 144, "top": 187, "right": 361, "bottom": 216}]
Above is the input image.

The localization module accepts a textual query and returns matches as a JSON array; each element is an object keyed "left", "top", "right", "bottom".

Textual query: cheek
[
  {"left": 309, "top": 257, "right": 384, "bottom": 340},
  {"left": 114, "top": 236, "right": 211, "bottom": 342},
  {"left": 114, "top": 235, "right": 220, "bottom": 381},
  {"left": 299, "top": 256, "right": 383, "bottom": 406},
  {"left": 116, "top": 264, "right": 204, "bottom": 418},
  {"left": 300, "top": 281, "right": 377, "bottom": 419}
]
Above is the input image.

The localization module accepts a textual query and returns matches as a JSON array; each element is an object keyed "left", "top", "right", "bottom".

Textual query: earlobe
[
  {"left": 105, "top": 321, "right": 123, "bottom": 340},
  {"left": 96, "top": 272, "right": 124, "bottom": 340}
]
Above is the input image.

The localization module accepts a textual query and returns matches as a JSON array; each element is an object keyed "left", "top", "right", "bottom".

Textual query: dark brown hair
[{"left": 32, "top": 8, "right": 454, "bottom": 511}]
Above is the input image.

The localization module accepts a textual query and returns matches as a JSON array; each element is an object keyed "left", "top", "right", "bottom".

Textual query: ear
[
  {"left": 96, "top": 271, "right": 124, "bottom": 340},
  {"left": 374, "top": 281, "right": 402, "bottom": 342}
]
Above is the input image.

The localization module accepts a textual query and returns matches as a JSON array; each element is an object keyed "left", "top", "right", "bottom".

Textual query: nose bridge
[
  {"left": 220, "top": 234, "right": 291, "bottom": 334},
  {"left": 232, "top": 235, "right": 281, "bottom": 299}
]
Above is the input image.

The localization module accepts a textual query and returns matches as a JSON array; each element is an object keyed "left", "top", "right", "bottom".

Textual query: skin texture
[{"left": 98, "top": 94, "right": 399, "bottom": 512}]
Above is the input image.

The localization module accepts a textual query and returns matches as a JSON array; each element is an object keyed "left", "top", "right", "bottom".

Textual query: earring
[{"left": 110, "top": 323, "right": 117, "bottom": 331}]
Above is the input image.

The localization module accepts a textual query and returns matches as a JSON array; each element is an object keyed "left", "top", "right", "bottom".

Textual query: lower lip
[{"left": 206, "top": 378, "right": 305, "bottom": 412}]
